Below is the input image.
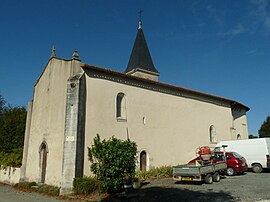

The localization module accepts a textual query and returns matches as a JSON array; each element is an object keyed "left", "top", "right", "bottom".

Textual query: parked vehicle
[
  {"left": 189, "top": 151, "right": 248, "bottom": 176},
  {"left": 173, "top": 146, "right": 227, "bottom": 184},
  {"left": 173, "top": 161, "right": 227, "bottom": 184},
  {"left": 216, "top": 138, "right": 270, "bottom": 173}
]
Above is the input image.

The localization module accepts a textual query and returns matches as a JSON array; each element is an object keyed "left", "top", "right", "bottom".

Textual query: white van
[{"left": 215, "top": 138, "right": 270, "bottom": 173}]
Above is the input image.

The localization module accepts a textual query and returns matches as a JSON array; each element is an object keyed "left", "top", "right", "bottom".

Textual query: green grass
[
  {"left": 135, "top": 165, "right": 173, "bottom": 181},
  {"left": 15, "top": 182, "right": 59, "bottom": 196}
]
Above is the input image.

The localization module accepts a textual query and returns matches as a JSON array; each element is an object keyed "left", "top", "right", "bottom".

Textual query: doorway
[
  {"left": 39, "top": 142, "right": 48, "bottom": 183},
  {"left": 140, "top": 151, "right": 147, "bottom": 171}
]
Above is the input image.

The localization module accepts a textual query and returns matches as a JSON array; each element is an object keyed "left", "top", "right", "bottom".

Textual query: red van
[{"left": 188, "top": 151, "right": 248, "bottom": 176}]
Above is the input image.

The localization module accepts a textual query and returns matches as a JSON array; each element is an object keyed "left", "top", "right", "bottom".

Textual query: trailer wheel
[
  {"left": 213, "top": 172, "right": 220, "bottom": 182},
  {"left": 252, "top": 164, "right": 263, "bottom": 173},
  {"left": 205, "top": 174, "right": 213, "bottom": 184}
]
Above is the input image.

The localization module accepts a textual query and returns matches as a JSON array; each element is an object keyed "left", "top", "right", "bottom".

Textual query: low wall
[{"left": 0, "top": 167, "right": 20, "bottom": 185}]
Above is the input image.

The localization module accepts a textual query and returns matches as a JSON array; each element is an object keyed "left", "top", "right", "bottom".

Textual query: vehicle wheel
[
  {"left": 205, "top": 174, "right": 213, "bottom": 184},
  {"left": 213, "top": 172, "right": 220, "bottom": 182},
  {"left": 226, "top": 167, "right": 236, "bottom": 176},
  {"left": 252, "top": 164, "right": 263, "bottom": 173}
]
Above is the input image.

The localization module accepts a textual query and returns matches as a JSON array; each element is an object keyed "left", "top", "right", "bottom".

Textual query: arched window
[
  {"left": 116, "top": 93, "right": 126, "bottom": 119},
  {"left": 39, "top": 142, "right": 48, "bottom": 183},
  {"left": 140, "top": 151, "right": 147, "bottom": 171},
  {"left": 209, "top": 125, "right": 217, "bottom": 143},
  {"left": 237, "top": 134, "right": 241, "bottom": 140}
]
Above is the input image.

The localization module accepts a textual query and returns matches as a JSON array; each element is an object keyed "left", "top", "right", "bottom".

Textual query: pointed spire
[
  {"left": 125, "top": 14, "right": 159, "bottom": 75},
  {"left": 51, "top": 46, "right": 56, "bottom": 58}
]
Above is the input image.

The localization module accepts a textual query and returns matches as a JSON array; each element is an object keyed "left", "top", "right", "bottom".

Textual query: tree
[
  {"left": 0, "top": 93, "right": 5, "bottom": 117},
  {"left": 0, "top": 106, "right": 27, "bottom": 153},
  {"left": 249, "top": 134, "right": 258, "bottom": 139},
  {"left": 88, "top": 134, "right": 137, "bottom": 192},
  {"left": 258, "top": 116, "right": 270, "bottom": 138}
]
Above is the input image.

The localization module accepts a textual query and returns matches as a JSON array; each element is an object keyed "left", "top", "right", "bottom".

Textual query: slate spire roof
[{"left": 125, "top": 20, "right": 159, "bottom": 74}]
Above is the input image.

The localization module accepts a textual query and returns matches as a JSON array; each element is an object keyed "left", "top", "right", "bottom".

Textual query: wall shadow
[{"left": 102, "top": 186, "right": 235, "bottom": 202}]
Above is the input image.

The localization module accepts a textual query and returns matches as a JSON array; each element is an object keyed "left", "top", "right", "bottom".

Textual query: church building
[{"left": 20, "top": 19, "right": 249, "bottom": 194}]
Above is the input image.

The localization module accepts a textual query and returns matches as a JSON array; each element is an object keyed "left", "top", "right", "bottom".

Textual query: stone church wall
[
  {"left": 23, "top": 57, "right": 82, "bottom": 187},
  {"left": 83, "top": 70, "right": 247, "bottom": 175}
]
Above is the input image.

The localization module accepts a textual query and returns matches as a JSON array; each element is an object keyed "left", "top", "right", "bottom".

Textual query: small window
[
  {"left": 237, "top": 134, "right": 241, "bottom": 140},
  {"left": 209, "top": 125, "right": 217, "bottom": 143},
  {"left": 143, "top": 117, "right": 146, "bottom": 125},
  {"left": 116, "top": 93, "right": 126, "bottom": 120}
]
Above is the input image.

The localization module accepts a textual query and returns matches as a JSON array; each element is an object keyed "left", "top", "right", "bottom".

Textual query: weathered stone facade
[{"left": 21, "top": 22, "right": 249, "bottom": 194}]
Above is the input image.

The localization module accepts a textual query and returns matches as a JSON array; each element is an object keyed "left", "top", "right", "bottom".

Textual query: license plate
[{"left": 182, "top": 177, "right": 192, "bottom": 181}]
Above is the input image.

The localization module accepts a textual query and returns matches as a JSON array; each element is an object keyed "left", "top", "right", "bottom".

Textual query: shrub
[
  {"left": 73, "top": 176, "right": 99, "bottom": 195},
  {"left": 14, "top": 182, "right": 59, "bottom": 196},
  {"left": 36, "top": 184, "right": 60, "bottom": 196},
  {"left": 15, "top": 181, "right": 37, "bottom": 189},
  {"left": 0, "top": 148, "right": 23, "bottom": 169},
  {"left": 88, "top": 134, "right": 137, "bottom": 192},
  {"left": 136, "top": 166, "right": 173, "bottom": 180}
]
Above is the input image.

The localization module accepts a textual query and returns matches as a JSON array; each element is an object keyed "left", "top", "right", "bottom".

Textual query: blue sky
[{"left": 0, "top": 0, "right": 270, "bottom": 136}]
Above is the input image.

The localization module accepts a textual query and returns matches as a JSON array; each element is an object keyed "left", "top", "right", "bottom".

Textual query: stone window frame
[
  {"left": 116, "top": 92, "right": 127, "bottom": 121},
  {"left": 209, "top": 125, "right": 217, "bottom": 143},
  {"left": 38, "top": 141, "right": 48, "bottom": 183}
]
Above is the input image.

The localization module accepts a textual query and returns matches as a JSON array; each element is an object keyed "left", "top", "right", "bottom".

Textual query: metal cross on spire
[
  {"left": 138, "top": 9, "right": 143, "bottom": 29},
  {"left": 139, "top": 9, "right": 143, "bottom": 21}
]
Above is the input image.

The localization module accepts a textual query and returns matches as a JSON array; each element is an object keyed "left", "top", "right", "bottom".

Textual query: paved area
[
  {"left": 1, "top": 172, "right": 270, "bottom": 201},
  {"left": 0, "top": 184, "right": 63, "bottom": 202},
  {"left": 105, "top": 171, "right": 270, "bottom": 202}
]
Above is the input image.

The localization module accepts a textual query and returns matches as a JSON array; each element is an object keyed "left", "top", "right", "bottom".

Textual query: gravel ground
[
  {"left": 1, "top": 172, "right": 270, "bottom": 202},
  {"left": 105, "top": 171, "right": 270, "bottom": 202}
]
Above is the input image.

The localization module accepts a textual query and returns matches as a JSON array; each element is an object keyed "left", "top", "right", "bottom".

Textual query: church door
[
  {"left": 140, "top": 151, "right": 147, "bottom": 171},
  {"left": 40, "top": 143, "right": 47, "bottom": 183}
]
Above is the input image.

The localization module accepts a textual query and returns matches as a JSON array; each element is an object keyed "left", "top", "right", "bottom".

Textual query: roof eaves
[{"left": 82, "top": 64, "right": 250, "bottom": 111}]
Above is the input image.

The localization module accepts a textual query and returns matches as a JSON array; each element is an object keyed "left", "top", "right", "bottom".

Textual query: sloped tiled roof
[{"left": 82, "top": 64, "right": 249, "bottom": 111}]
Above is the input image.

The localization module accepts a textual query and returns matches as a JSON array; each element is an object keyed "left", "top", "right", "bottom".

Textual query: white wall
[
  {"left": 24, "top": 58, "right": 82, "bottom": 186},
  {"left": 83, "top": 71, "right": 246, "bottom": 175},
  {"left": 0, "top": 167, "right": 20, "bottom": 185}
]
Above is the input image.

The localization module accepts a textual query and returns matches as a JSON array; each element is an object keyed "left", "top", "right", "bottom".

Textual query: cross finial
[
  {"left": 138, "top": 9, "right": 143, "bottom": 29},
  {"left": 51, "top": 45, "right": 56, "bottom": 58},
  {"left": 139, "top": 9, "right": 143, "bottom": 21}
]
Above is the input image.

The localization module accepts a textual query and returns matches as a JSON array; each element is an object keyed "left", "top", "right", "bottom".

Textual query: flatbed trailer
[{"left": 173, "top": 161, "right": 227, "bottom": 184}]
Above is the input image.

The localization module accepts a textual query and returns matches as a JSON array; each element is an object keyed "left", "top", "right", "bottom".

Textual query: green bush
[
  {"left": 15, "top": 181, "right": 37, "bottom": 189},
  {"left": 88, "top": 134, "right": 137, "bottom": 192},
  {"left": 0, "top": 148, "right": 23, "bottom": 169},
  {"left": 73, "top": 176, "right": 99, "bottom": 195},
  {"left": 14, "top": 182, "right": 59, "bottom": 196},
  {"left": 37, "top": 184, "right": 60, "bottom": 196},
  {"left": 136, "top": 166, "right": 173, "bottom": 181}
]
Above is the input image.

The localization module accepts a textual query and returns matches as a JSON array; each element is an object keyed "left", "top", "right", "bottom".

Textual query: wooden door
[
  {"left": 140, "top": 151, "right": 146, "bottom": 171},
  {"left": 41, "top": 144, "right": 47, "bottom": 183}
]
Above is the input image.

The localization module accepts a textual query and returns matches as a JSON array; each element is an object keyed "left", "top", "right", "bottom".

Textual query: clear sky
[{"left": 0, "top": 0, "right": 269, "bottom": 136}]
